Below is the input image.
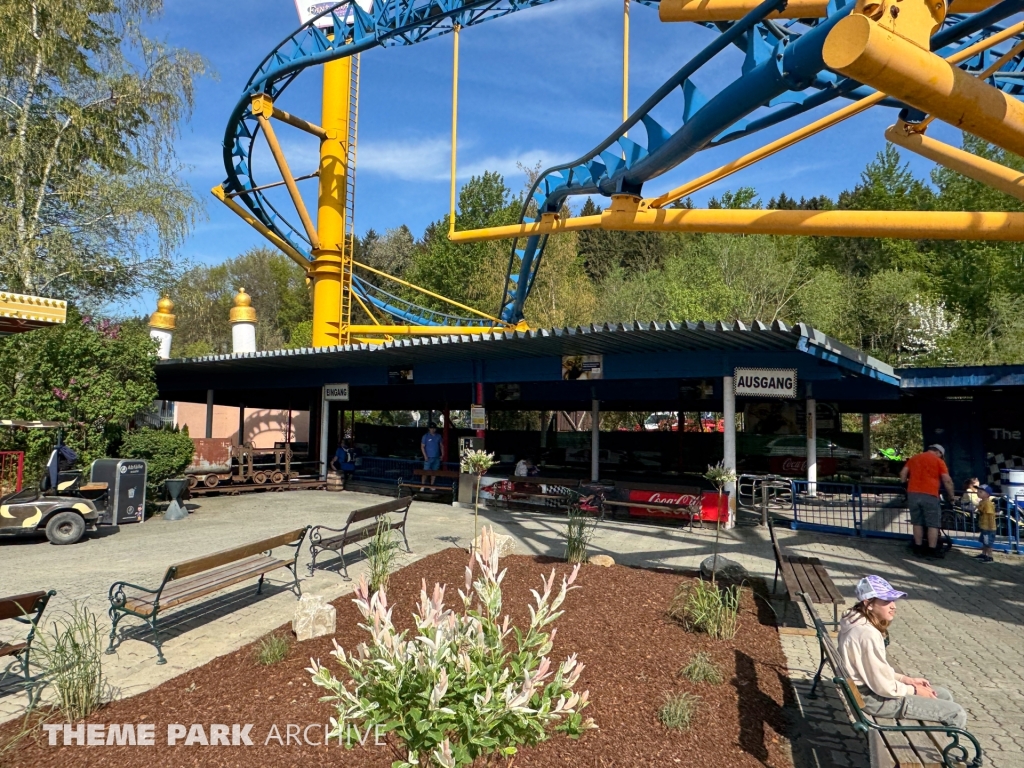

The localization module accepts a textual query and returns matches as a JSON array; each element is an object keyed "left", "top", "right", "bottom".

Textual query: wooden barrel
[{"left": 326, "top": 470, "right": 344, "bottom": 492}]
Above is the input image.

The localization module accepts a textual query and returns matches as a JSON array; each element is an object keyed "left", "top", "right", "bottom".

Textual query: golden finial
[
  {"left": 229, "top": 288, "right": 257, "bottom": 324},
  {"left": 149, "top": 295, "right": 176, "bottom": 330}
]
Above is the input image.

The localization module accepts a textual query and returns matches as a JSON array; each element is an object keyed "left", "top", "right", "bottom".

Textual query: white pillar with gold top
[
  {"left": 148, "top": 296, "right": 176, "bottom": 360},
  {"left": 230, "top": 288, "right": 257, "bottom": 354}
]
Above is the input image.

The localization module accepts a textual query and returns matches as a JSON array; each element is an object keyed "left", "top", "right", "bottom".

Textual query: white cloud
[{"left": 358, "top": 135, "right": 560, "bottom": 182}]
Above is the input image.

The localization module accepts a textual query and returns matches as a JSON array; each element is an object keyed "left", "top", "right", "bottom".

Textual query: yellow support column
[{"left": 312, "top": 55, "right": 354, "bottom": 348}]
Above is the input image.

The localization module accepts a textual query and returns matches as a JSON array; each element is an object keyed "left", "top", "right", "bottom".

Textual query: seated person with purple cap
[{"left": 838, "top": 575, "right": 967, "bottom": 729}]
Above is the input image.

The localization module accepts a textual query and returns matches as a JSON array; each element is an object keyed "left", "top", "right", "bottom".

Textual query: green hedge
[{"left": 121, "top": 426, "right": 194, "bottom": 508}]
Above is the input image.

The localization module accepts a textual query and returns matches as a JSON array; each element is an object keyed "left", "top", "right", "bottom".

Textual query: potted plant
[{"left": 460, "top": 448, "right": 496, "bottom": 551}]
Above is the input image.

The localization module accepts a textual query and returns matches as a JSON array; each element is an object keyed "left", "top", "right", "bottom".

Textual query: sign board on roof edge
[{"left": 733, "top": 368, "right": 798, "bottom": 399}]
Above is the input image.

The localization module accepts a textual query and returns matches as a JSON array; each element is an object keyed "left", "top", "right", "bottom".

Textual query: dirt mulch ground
[{"left": 3, "top": 549, "right": 794, "bottom": 767}]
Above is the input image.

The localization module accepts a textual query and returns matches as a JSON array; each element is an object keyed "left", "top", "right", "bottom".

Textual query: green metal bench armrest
[
  {"left": 833, "top": 676, "right": 983, "bottom": 768},
  {"left": 7, "top": 590, "right": 56, "bottom": 653},
  {"left": 108, "top": 580, "right": 164, "bottom": 610}
]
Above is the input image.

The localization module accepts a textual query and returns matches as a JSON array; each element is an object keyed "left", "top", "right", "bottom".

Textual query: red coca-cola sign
[
  {"left": 768, "top": 457, "right": 837, "bottom": 476},
  {"left": 624, "top": 489, "right": 729, "bottom": 523}
]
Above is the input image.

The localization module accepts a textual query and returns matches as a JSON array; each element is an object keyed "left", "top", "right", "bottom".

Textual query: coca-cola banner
[
  {"left": 734, "top": 368, "right": 798, "bottom": 399},
  {"left": 624, "top": 488, "right": 729, "bottom": 522},
  {"left": 768, "top": 456, "right": 837, "bottom": 476}
]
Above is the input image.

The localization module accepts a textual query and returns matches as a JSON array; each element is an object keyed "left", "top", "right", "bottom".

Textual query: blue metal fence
[
  {"left": 352, "top": 456, "right": 460, "bottom": 488},
  {"left": 789, "top": 481, "right": 1021, "bottom": 554}
]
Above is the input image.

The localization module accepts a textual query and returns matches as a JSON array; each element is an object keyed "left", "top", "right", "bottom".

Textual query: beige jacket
[{"left": 837, "top": 612, "right": 914, "bottom": 699}]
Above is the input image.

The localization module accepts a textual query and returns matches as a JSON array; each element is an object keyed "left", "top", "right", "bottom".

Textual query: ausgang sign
[{"left": 733, "top": 368, "right": 798, "bottom": 399}]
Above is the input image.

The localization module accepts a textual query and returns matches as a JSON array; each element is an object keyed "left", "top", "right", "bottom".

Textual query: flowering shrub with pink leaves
[{"left": 308, "top": 526, "right": 594, "bottom": 767}]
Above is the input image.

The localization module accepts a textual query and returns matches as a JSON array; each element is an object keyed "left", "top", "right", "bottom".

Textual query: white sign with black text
[
  {"left": 733, "top": 368, "right": 798, "bottom": 399},
  {"left": 323, "top": 383, "right": 350, "bottom": 402}
]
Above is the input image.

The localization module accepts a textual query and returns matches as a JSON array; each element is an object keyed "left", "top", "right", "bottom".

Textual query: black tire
[{"left": 45, "top": 511, "right": 86, "bottom": 545}]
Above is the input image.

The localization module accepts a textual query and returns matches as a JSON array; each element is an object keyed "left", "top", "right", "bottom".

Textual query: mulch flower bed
[{"left": 3, "top": 549, "right": 794, "bottom": 767}]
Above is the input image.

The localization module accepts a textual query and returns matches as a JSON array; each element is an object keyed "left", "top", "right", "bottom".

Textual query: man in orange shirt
[{"left": 899, "top": 444, "right": 956, "bottom": 557}]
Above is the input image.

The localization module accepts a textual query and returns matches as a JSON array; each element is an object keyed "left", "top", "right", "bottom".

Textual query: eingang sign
[{"left": 733, "top": 368, "right": 798, "bottom": 399}]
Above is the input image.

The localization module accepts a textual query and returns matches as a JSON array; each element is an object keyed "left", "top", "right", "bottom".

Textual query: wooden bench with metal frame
[
  {"left": 799, "top": 593, "right": 982, "bottom": 768},
  {"left": 601, "top": 481, "right": 705, "bottom": 527},
  {"left": 0, "top": 590, "right": 55, "bottom": 705},
  {"left": 398, "top": 468, "right": 459, "bottom": 496},
  {"left": 308, "top": 497, "right": 412, "bottom": 580},
  {"left": 106, "top": 527, "right": 308, "bottom": 665},
  {"left": 492, "top": 476, "right": 584, "bottom": 508},
  {"left": 769, "top": 517, "right": 844, "bottom": 627}
]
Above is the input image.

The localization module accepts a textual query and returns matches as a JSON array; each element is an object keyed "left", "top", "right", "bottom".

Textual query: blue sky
[{"left": 126, "top": 0, "right": 964, "bottom": 315}]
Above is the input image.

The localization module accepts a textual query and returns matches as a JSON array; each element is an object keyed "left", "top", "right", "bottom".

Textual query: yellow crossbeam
[
  {"left": 885, "top": 124, "right": 1024, "bottom": 202},
  {"left": 347, "top": 325, "right": 500, "bottom": 335},
  {"left": 824, "top": 15, "right": 1024, "bottom": 157},
  {"left": 211, "top": 185, "right": 311, "bottom": 270},
  {"left": 352, "top": 260, "right": 504, "bottom": 323},
  {"left": 252, "top": 96, "right": 321, "bottom": 250}
]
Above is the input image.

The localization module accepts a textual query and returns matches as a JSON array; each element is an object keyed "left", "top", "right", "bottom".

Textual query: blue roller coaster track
[{"left": 221, "top": 0, "right": 1024, "bottom": 327}]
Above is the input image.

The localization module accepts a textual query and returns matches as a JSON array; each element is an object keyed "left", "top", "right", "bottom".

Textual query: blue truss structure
[
  {"left": 221, "top": 0, "right": 1024, "bottom": 328},
  {"left": 495, "top": 0, "right": 1024, "bottom": 323}
]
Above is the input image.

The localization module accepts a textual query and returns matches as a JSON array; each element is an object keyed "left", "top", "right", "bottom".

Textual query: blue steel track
[{"left": 220, "top": 0, "right": 1024, "bottom": 327}]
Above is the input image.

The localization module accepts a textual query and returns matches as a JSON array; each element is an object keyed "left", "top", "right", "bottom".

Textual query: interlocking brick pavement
[{"left": 3, "top": 493, "right": 1022, "bottom": 768}]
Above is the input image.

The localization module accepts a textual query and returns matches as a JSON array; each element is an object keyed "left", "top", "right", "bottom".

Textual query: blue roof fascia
[
  {"left": 899, "top": 365, "right": 1024, "bottom": 389},
  {"left": 795, "top": 333, "right": 900, "bottom": 387}
]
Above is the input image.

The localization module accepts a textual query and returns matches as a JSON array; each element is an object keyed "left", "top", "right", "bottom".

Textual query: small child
[{"left": 975, "top": 484, "right": 997, "bottom": 562}]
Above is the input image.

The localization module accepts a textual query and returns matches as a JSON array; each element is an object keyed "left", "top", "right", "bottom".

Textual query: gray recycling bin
[{"left": 90, "top": 459, "right": 147, "bottom": 524}]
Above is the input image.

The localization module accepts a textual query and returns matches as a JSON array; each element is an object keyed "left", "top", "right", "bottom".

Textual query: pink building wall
[{"left": 174, "top": 403, "right": 310, "bottom": 449}]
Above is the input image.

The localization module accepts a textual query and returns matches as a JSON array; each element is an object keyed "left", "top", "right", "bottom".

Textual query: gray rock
[{"left": 699, "top": 554, "right": 747, "bottom": 582}]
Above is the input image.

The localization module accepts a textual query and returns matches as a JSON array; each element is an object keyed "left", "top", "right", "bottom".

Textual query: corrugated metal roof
[{"left": 157, "top": 319, "right": 898, "bottom": 383}]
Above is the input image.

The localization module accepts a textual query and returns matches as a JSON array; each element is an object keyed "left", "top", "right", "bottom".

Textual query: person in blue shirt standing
[{"left": 420, "top": 422, "right": 444, "bottom": 488}]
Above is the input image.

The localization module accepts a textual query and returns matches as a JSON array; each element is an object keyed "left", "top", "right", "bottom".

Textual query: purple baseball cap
[{"left": 856, "top": 575, "right": 907, "bottom": 603}]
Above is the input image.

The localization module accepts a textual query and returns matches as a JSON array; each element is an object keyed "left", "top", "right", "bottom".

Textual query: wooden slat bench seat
[
  {"left": 799, "top": 593, "right": 983, "bottom": 768},
  {"left": 0, "top": 590, "right": 55, "bottom": 705},
  {"left": 106, "top": 527, "right": 308, "bottom": 665},
  {"left": 492, "top": 477, "right": 583, "bottom": 508},
  {"left": 398, "top": 468, "right": 459, "bottom": 496},
  {"left": 770, "top": 518, "right": 844, "bottom": 627},
  {"left": 309, "top": 497, "right": 411, "bottom": 580}
]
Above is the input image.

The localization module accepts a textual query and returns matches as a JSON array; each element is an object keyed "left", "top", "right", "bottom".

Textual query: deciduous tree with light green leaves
[
  {"left": 0, "top": 309, "right": 158, "bottom": 470},
  {"left": 0, "top": 0, "right": 207, "bottom": 304}
]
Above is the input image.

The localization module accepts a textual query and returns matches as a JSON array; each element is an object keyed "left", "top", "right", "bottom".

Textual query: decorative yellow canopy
[{"left": 0, "top": 292, "right": 67, "bottom": 336}]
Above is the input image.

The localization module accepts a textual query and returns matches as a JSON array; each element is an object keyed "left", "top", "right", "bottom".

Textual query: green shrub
[
  {"left": 255, "top": 634, "right": 289, "bottom": 666},
  {"left": 120, "top": 425, "right": 194, "bottom": 508},
  {"left": 309, "top": 526, "right": 594, "bottom": 768},
  {"left": 658, "top": 692, "right": 701, "bottom": 730},
  {"left": 564, "top": 503, "right": 597, "bottom": 565},
  {"left": 668, "top": 579, "right": 740, "bottom": 640},
  {"left": 679, "top": 652, "right": 723, "bottom": 685},
  {"left": 363, "top": 516, "right": 400, "bottom": 593},
  {"left": 32, "top": 603, "right": 108, "bottom": 721}
]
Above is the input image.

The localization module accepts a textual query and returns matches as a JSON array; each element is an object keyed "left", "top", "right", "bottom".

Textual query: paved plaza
[{"left": 2, "top": 491, "right": 1023, "bottom": 767}]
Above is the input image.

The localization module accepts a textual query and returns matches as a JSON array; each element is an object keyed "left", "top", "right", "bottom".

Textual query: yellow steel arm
[
  {"left": 211, "top": 185, "right": 312, "bottom": 270},
  {"left": 824, "top": 14, "right": 1024, "bottom": 157},
  {"left": 347, "top": 325, "right": 500, "bottom": 335},
  {"left": 352, "top": 259, "right": 506, "bottom": 323},
  {"left": 602, "top": 195, "right": 1024, "bottom": 239},
  {"left": 449, "top": 195, "right": 1024, "bottom": 241},
  {"left": 885, "top": 123, "right": 1024, "bottom": 202}
]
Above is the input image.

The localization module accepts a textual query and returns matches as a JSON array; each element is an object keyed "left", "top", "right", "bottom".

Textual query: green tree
[
  {"left": 0, "top": 0, "right": 208, "bottom": 304},
  {"left": 169, "top": 247, "right": 313, "bottom": 355},
  {"left": 407, "top": 172, "right": 520, "bottom": 312},
  {"left": 0, "top": 309, "right": 158, "bottom": 469}
]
